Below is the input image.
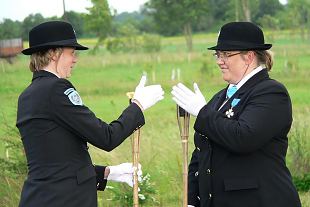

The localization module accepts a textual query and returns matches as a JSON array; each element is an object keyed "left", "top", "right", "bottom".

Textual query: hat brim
[
  {"left": 22, "top": 39, "right": 88, "bottom": 55},
  {"left": 208, "top": 42, "right": 272, "bottom": 51}
]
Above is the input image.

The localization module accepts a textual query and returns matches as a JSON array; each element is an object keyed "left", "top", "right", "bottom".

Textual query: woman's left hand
[{"left": 107, "top": 163, "right": 142, "bottom": 187}]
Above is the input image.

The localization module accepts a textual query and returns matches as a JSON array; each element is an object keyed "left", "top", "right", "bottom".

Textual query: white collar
[
  {"left": 218, "top": 65, "right": 264, "bottom": 111},
  {"left": 229, "top": 65, "right": 264, "bottom": 90},
  {"left": 43, "top": 69, "right": 60, "bottom": 78}
]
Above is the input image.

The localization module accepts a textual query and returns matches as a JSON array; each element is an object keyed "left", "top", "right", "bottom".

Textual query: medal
[{"left": 225, "top": 98, "right": 240, "bottom": 118}]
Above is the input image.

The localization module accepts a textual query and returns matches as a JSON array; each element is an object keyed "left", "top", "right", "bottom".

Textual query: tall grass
[{"left": 1, "top": 31, "right": 310, "bottom": 206}]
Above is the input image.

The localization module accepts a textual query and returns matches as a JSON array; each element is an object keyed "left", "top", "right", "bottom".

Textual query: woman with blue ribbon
[{"left": 171, "top": 22, "right": 301, "bottom": 207}]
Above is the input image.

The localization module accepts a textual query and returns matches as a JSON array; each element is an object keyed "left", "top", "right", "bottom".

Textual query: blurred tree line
[{"left": 0, "top": 0, "right": 309, "bottom": 50}]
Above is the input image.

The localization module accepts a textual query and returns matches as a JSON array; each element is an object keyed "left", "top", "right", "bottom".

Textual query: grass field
[{"left": 1, "top": 31, "right": 309, "bottom": 206}]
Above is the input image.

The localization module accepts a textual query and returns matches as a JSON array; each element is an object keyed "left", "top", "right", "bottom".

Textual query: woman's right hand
[{"left": 132, "top": 75, "right": 164, "bottom": 111}]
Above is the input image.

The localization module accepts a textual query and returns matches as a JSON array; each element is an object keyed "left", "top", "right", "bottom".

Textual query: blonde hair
[
  {"left": 240, "top": 50, "right": 273, "bottom": 71},
  {"left": 254, "top": 50, "right": 273, "bottom": 71},
  {"left": 29, "top": 48, "right": 63, "bottom": 72}
]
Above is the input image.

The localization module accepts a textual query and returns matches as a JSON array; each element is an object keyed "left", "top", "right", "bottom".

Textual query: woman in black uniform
[
  {"left": 172, "top": 22, "right": 301, "bottom": 207},
  {"left": 17, "top": 20, "right": 164, "bottom": 207}
]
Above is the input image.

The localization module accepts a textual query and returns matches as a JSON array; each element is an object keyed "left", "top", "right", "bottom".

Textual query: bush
[
  {"left": 287, "top": 121, "right": 310, "bottom": 192},
  {"left": 105, "top": 34, "right": 161, "bottom": 54},
  {"left": 293, "top": 173, "right": 310, "bottom": 192},
  {"left": 288, "top": 123, "right": 310, "bottom": 176},
  {"left": 142, "top": 34, "right": 161, "bottom": 53},
  {"left": 106, "top": 173, "right": 159, "bottom": 206},
  {"left": 0, "top": 123, "right": 26, "bottom": 177},
  {"left": 106, "top": 38, "right": 125, "bottom": 53},
  {"left": 0, "top": 120, "right": 26, "bottom": 207}
]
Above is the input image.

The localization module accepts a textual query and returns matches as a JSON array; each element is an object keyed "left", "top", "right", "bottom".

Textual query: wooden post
[
  {"left": 132, "top": 128, "right": 140, "bottom": 207},
  {"left": 62, "top": 0, "right": 67, "bottom": 21},
  {"left": 177, "top": 106, "right": 190, "bottom": 207},
  {"left": 126, "top": 92, "right": 140, "bottom": 207}
]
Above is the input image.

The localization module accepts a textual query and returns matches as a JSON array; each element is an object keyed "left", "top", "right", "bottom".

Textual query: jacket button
[
  {"left": 207, "top": 169, "right": 211, "bottom": 174},
  {"left": 195, "top": 171, "right": 199, "bottom": 177},
  {"left": 196, "top": 147, "right": 200, "bottom": 151},
  {"left": 209, "top": 193, "right": 212, "bottom": 199}
]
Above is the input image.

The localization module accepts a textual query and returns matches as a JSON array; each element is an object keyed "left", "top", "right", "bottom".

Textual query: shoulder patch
[{"left": 64, "top": 88, "right": 83, "bottom": 106}]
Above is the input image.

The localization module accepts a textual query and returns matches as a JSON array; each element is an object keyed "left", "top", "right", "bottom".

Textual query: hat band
[
  {"left": 217, "top": 40, "right": 265, "bottom": 48},
  {"left": 30, "top": 38, "right": 78, "bottom": 47}
]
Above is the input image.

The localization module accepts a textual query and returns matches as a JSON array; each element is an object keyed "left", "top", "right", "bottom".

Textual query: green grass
[{"left": 1, "top": 30, "right": 310, "bottom": 206}]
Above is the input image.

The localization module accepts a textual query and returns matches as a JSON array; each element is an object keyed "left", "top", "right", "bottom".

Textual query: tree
[
  {"left": 62, "top": 11, "right": 85, "bottom": 37},
  {"left": 111, "top": 11, "right": 157, "bottom": 35},
  {"left": 240, "top": 0, "right": 251, "bottom": 21},
  {"left": 230, "top": 0, "right": 259, "bottom": 22},
  {"left": 22, "top": 13, "right": 45, "bottom": 40},
  {"left": 254, "top": 0, "right": 283, "bottom": 21},
  {"left": 145, "top": 0, "right": 209, "bottom": 52},
  {"left": 287, "top": 0, "right": 310, "bottom": 40},
  {"left": 213, "top": 0, "right": 283, "bottom": 24},
  {"left": 0, "top": 19, "right": 22, "bottom": 39},
  {"left": 85, "top": 0, "right": 112, "bottom": 52},
  {"left": 209, "top": 0, "right": 232, "bottom": 22},
  {"left": 257, "top": 14, "right": 280, "bottom": 30}
]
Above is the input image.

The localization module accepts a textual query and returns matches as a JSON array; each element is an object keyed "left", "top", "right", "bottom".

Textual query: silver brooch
[{"left": 225, "top": 108, "right": 234, "bottom": 118}]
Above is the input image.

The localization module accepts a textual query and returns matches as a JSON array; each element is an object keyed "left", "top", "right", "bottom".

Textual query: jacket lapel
[
  {"left": 219, "top": 69, "right": 270, "bottom": 114},
  {"left": 213, "top": 89, "right": 227, "bottom": 111}
]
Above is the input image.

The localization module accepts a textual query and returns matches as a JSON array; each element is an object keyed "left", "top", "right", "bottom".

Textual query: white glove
[
  {"left": 107, "top": 162, "right": 142, "bottom": 188},
  {"left": 171, "top": 83, "right": 206, "bottom": 117},
  {"left": 133, "top": 75, "right": 164, "bottom": 110}
]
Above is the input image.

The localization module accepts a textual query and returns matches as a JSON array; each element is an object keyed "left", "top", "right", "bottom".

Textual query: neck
[
  {"left": 234, "top": 61, "right": 258, "bottom": 85},
  {"left": 231, "top": 65, "right": 264, "bottom": 88},
  {"left": 44, "top": 62, "right": 60, "bottom": 78}
]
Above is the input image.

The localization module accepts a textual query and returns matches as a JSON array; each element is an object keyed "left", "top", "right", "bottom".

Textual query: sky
[
  {"left": 0, "top": 0, "right": 148, "bottom": 22},
  {"left": 0, "top": 0, "right": 287, "bottom": 22}
]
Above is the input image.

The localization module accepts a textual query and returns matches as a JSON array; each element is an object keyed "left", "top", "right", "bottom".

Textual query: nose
[
  {"left": 73, "top": 55, "right": 78, "bottom": 63},
  {"left": 216, "top": 57, "right": 225, "bottom": 65}
]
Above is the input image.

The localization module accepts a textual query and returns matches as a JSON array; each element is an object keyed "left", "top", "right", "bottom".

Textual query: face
[
  {"left": 55, "top": 47, "right": 77, "bottom": 78},
  {"left": 214, "top": 51, "right": 252, "bottom": 84}
]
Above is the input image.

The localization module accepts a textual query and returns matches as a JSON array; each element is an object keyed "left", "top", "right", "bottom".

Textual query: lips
[{"left": 220, "top": 68, "right": 228, "bottom": 73}]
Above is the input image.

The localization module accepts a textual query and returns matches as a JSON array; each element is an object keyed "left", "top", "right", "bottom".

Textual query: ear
[
  {"left": 51, "top": 54, "right": 57, "bottom": 61},
  {"left": 51, "top": 50, "right": 62, "bottom": 62},
  {"left": 50, "top": 51, "right": 58, "bottom": 61},
  {"left": 244, "top": 51, "right": 255, "bottom": 65}
]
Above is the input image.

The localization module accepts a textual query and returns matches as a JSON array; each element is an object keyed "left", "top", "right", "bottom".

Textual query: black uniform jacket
[
  {"left": 188, "top": 69, "right": 301, "bottom": 207},
  {"left": 16, "top": 70, "right": 145, "bottom": 207}
]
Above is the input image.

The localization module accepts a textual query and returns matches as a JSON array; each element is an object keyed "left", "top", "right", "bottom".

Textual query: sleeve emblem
[{"left": 64, "top": 88, "right": 83, "bottom": 106}]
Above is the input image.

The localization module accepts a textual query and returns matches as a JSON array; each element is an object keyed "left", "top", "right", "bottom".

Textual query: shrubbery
[
  {"left": 293, "top": 173, "right": 310, "bottom": 192},
  {"left": 105, "top": 34, "right": 161, "bottom": 54},
  {"left": 0, "top": 123, "right": 26, "bottom": 177},
  {"left": 105, "top": 173, "right": 159, "bottom": 206}
]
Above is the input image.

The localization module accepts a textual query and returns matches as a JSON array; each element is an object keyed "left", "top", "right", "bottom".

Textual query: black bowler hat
[
  {"left": 22, "top": 21, "right": 88, "bottom": 55},
  {"left": 208, "top": 22, "right": 272, "bottom": 51}
]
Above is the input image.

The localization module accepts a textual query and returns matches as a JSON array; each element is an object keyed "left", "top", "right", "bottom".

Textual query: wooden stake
[
  {"left": 126, "top": 92, "right": 140, "bottom": 207},
  {"left": 177, "top": 106, "right": 190, "bottom": 207}
]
